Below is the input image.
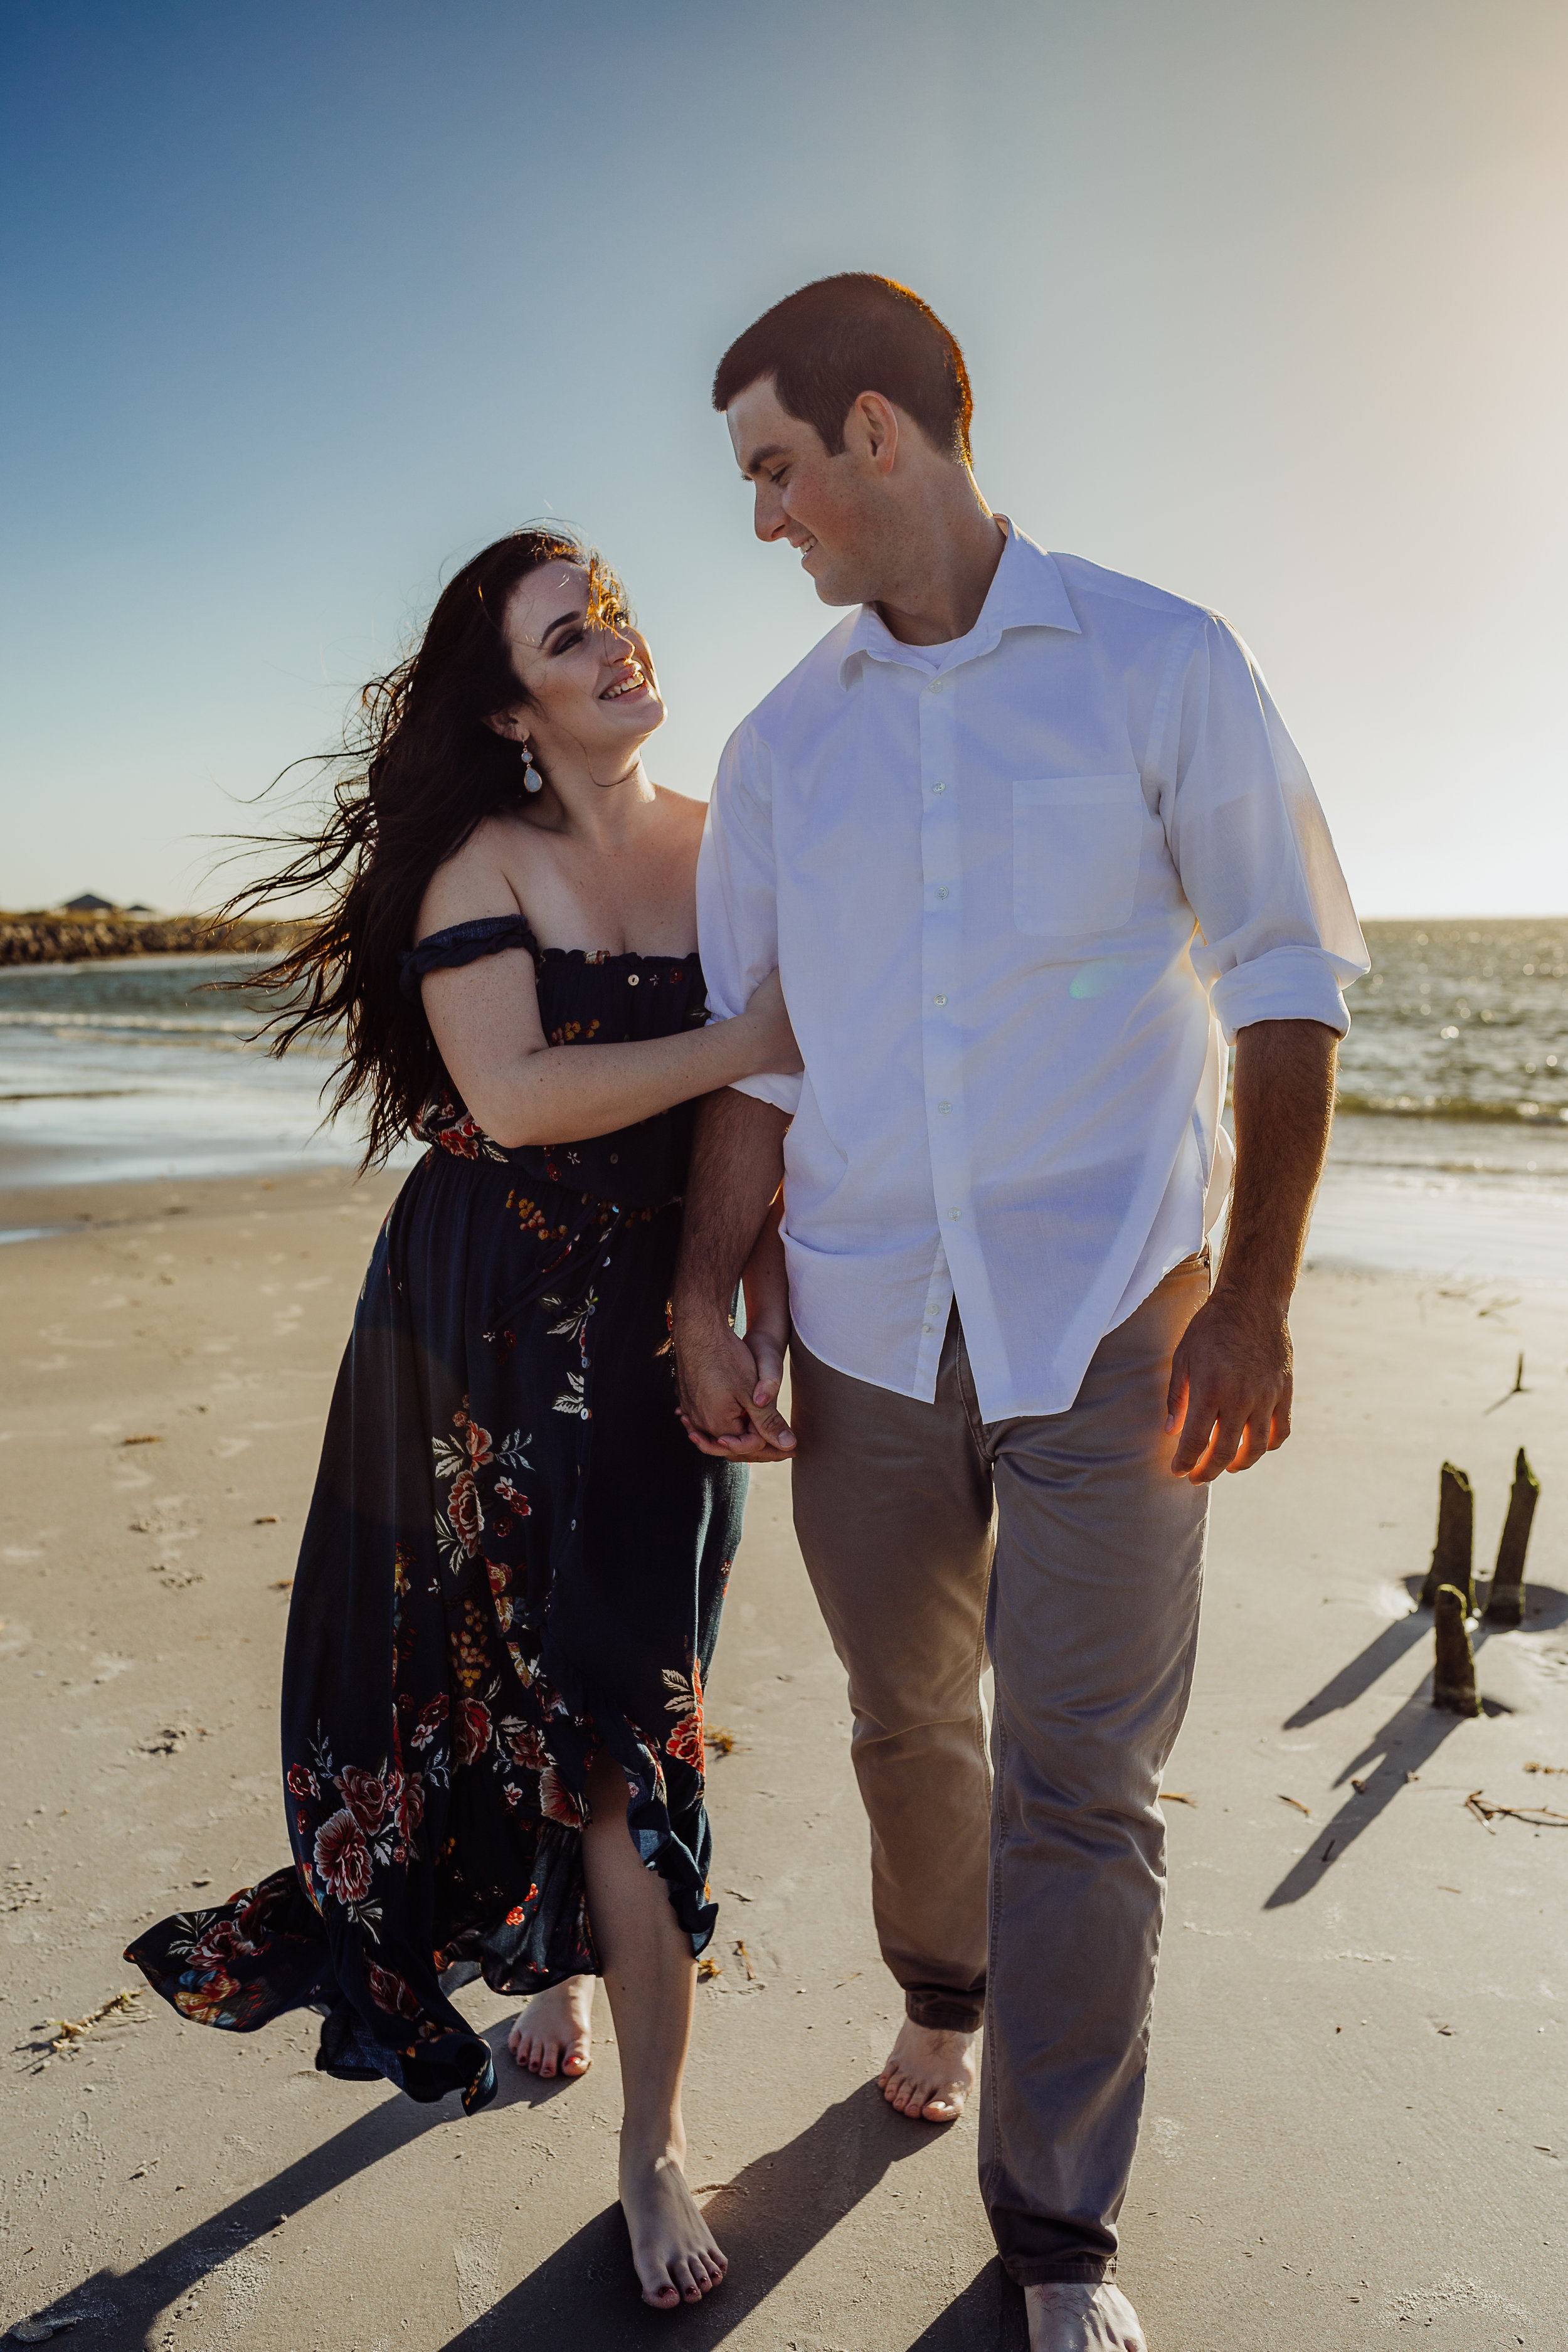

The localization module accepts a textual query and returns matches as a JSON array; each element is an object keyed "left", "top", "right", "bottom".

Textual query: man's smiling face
[{"left": 726, "top": 375, "right": 887, "bottom": 608}]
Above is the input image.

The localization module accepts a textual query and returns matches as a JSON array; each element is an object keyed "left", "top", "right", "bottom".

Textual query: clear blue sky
[{"left": 4, "top": 0, "right": 1565, "bottom": 916}]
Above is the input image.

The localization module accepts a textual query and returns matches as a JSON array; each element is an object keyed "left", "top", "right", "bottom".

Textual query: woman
[{"left": 125, "top": 527, "right": 797, "bottom": 2311}]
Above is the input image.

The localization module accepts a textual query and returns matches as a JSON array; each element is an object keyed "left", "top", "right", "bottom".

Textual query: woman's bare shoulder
[{"left": 414, "top": 812, "right": 534, "bottom": 941}]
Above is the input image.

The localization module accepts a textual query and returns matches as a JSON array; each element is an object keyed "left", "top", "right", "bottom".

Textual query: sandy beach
[{"left": 3, "top": 1165, "right": 1565, "bottom": 2349}]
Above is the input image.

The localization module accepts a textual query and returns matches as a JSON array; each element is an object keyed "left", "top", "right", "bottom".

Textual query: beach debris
[
  {"left": 42, "top": 1988, "right": 142, "bottom": 2055},
  {"left": 1433, "top": 1586, "right": 1481, "bottom": 1715},
  {"left": 1278, "top": 1794, "right": 1311, "bottom": 1817},
  {"left": 734, "top": 1939, "right": 761, "bottom": 1983},
  {"left": 121, "top": 1434, "right": 160, "bottom": 1446},
  {"left": 1350, "top": 1777, "right": 1369, "bottom": 1794},
  {"left": 1160, "top": 1790, "right": 1197, "bottom": 1807},
  {"left": 1485, "top": 1351, "right": 1528, "bottom": 1411},
  {"left": 1465, "top": 1789, "right": 1568, "bottom": 1832},
  {"left": 703, "top": 1725, "right": 739, "bottom": 1756},
  {"left": 1420, "top": 1464, "right": 1474, "bottom": 1610},
  {"left": 1525, "top": 1761, "right": 1568, "bottom": 1776},
  {"left": 696, "top": 1955, "right": 721, "bottom": 1982},
  {"left": 271, "top": 1578, "right": 294, "bottom": 1592},
  {"left": 12, "top": 2317, "right": 83, "bottom": 2343},
  {"left": 253, "top": 1513, "right": 279, "bottom": 1525},
  {"left": 1485, "top": 1448, "right": 1539, "bottom": 1628},
  {"left": 136, "top": 1723, "right": 191, "bottom": 1755}
]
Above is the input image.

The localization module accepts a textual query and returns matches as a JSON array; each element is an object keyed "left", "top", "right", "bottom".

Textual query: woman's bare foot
[
  {"left": 507, "top": 1974, "right": 594, "bottom": 2079},
  {"left": 877, "top": 2019, "right": 978, "bottom": 2122},
  {"left": 618, "top": 2135, "right": 728, "bottom": 2309},
  {"left": 1024, "top": 2282, "right": 1147, "bottom": 2350}
]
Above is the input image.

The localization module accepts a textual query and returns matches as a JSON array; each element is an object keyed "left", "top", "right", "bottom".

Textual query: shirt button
[
  {"left": 933, "top": 994, "right": 946, "bottom": 1007},
  {"left": 936, "top": 886, "right": 950, "bottom": 899},
  {"left": 627, "top": 973, "right": 639, "bottom": 985},
  {"left": 937, "top": 1101, "right": 951, "bottom": 1113},
  {"left": 921, "top": 1322, "right": 933, "bottom": 1333},
  {"left": 949, "top": 1207, "right": 962, "bottom": 1221},
  {"left": 932, "top": 781, "right": 946, "bottom": 794},
  {"left": 928, "top": 679, "right": 943, "bottom": 693}
]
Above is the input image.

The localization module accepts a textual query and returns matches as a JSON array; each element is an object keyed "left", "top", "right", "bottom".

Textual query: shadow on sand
[
  {"left": 1264, "top": 1580, "right": 1568, "bottom": 1909},
  {"left": 31, "top": 2018, "right": 571, "bottom": 2348},
  {"left": 33, "top": 2023, "right": 1023, "bottom": 2351},
  {"left": 435, "top": 2077, "right": 1025, "bottom": 2349}
]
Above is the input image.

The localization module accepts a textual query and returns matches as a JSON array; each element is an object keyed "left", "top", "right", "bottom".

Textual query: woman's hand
[{"left": 739, "top": 968, "right": 802, "bottom": 1076}]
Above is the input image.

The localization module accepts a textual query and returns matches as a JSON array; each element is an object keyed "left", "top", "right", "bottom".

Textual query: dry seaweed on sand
[
  {"left": 1465, "top": 1789, "right": 1568, "bottom": 1834},
  {"left": 1278, "top": 1794, "right": 1311, "bottom": 1816},
  {"left": 43, "top": 1987, "right": 143, "bottom": 2054}
]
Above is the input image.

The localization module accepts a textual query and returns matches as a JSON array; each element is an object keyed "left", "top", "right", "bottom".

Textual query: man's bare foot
[
  {"left": 619, "top": 2137, "right": 728, "bottom": 2308},
  {"left": 507, "top": 1974, "right": 593, "bottom": 2079},
  {"left": 1024, "top": 2282, "right": 1147, "bottom": 2351},
  {"left": 877, "top": 2018, "right": 978, "bottom": 2122}
]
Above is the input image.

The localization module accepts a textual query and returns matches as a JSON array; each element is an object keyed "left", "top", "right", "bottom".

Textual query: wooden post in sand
[
  {"left": 1432, "top": 1584, "right": 1482, "bottom": 1717},
  {"left": 1419, "top": 1463, "right": 1474, "bottom": 1611},
  {"left": 1485, "top": 1448, "right": 1540, "bottom": 1629}
]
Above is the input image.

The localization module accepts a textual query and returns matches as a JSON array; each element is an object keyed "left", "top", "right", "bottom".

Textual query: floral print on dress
[{"left": 125, "top": 921, "right": 744, "bottom": 2118}]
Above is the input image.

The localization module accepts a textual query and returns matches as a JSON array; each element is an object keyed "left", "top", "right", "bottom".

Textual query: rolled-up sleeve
[
  {"left": 696, "top": 722, "right": 803, "bottom": 1116},
  {"left": 1157, "top": 613, "right": 1369, "bottom": 1042}
]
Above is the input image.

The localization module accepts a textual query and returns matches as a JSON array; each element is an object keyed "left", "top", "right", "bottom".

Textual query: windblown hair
[
  {"left": 712, "top": 272, "right": 973, "bottom": 464},
  {"left": 216, "top": 526, "right": 625, "bottom": 1170}
]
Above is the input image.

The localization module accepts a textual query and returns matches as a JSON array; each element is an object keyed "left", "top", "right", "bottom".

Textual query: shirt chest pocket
[{"left": 1012, "top": 773, "right": 1146, "bottom": 936}]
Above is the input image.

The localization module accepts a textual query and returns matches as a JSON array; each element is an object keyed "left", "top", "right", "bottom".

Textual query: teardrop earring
[{"left": 519, "top": 743, "right": 543, "bottom": 794}]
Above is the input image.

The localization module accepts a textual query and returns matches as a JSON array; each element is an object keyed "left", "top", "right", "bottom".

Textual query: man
[{"left": 673, "top": 273, "right": 1367, "bottom": 2352}]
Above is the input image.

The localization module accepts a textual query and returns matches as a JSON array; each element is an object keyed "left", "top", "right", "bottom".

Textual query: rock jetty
[{"left": 0, "top": 912, "right": 308, "bottom": 966}]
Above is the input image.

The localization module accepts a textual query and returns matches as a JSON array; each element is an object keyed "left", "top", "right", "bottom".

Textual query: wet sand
[{"left": 1, "top": 1164, "right": 1565, "bottom": 2349}]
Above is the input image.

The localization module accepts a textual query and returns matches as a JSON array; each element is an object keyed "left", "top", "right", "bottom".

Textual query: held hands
[
  {"left": 674, "top": 1311, "right": 796, "bottom": 1465},
  {"left": 740, "top": 968, "right": 803, "bottom": 1078},
  {"left": 1165, "top": 1285, "right": 1293, "bottom": 1483}
]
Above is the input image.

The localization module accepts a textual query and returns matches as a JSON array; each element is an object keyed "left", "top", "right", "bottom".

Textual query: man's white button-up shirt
[{"left": 697, "top": 521, "right": 1369, "bottom": 1422}]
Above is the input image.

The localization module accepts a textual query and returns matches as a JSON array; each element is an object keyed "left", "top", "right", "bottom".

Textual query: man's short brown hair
[{"left": 712, "top": 273, "right": 973, "bottom": 464}]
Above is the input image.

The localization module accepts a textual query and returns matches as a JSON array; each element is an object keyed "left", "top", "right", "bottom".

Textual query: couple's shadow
[
  {"left": 440, "top": 2054, "right": 1024, "bottom": 2348},
  {"left": 55, "top": 2018, "right": 1022, "bottom": 2350}
]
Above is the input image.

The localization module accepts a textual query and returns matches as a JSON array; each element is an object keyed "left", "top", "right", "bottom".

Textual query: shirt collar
[{"left": 838, "top": 517, "right": 1081, "bottom": 685}]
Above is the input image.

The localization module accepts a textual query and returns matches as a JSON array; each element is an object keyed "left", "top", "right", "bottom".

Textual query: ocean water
[
  {"left": 1310, "top": 918, "right": 1568, "bottom": 1285},
  {"left": 0, "top": 955, "right": 416, "bottom": 1199},
  {"left": 1, "top": 925, "right": 1565, "bottom": 1281}
]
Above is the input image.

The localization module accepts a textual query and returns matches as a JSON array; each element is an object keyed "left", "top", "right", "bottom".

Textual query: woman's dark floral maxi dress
[{"left": 126, "top": 916, "right": 747, "bottom": 2114}]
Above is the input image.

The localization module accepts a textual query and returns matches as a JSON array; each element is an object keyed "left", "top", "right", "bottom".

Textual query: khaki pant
[{"left": 789, "top": 1258, "right": 1210, "bottom": 2284}]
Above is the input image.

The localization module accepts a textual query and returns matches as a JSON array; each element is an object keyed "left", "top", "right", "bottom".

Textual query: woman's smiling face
[{"left": 497, "top": 559, "right": 664, "bottom": 779}]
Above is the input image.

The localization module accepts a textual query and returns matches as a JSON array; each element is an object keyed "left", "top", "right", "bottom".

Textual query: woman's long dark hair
[{"left": 217, "top": 526, "right": 610, "bottom": 1170}]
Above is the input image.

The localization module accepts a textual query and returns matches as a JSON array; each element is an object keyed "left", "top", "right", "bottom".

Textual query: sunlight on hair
[{"left": 585, "top": 550, "right": 632, "bottom": 637}]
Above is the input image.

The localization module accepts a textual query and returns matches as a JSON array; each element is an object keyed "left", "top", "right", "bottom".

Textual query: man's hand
[
  {"left": 1166, "top": 1288, "right": 1292, "bottom": 1482},
  {"left": 674, "top": 1308, "right": 796, "bottom": 1464},
  {"left": 1164, "top": 1017, "right": 1337, "bottom": 1484}
]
